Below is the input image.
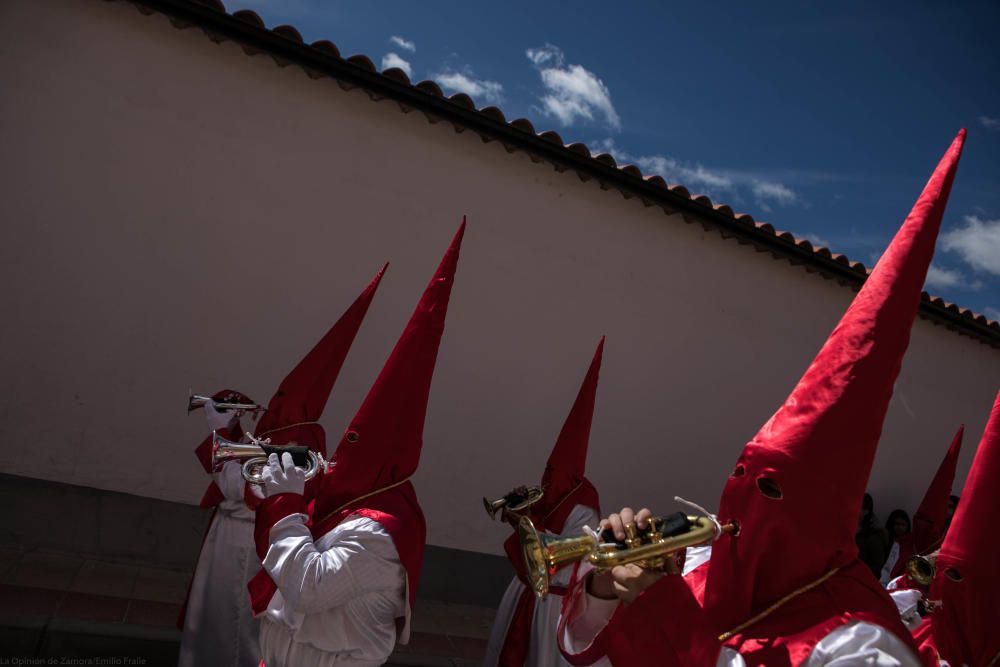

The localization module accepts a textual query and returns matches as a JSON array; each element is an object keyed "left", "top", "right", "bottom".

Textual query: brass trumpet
[
  {"left": 518, "top": 512, "right": 737, "bottom": 598},
  {"left": 483, "top": 486, "right": 544, "bottom": 520},
  {"left": 188, "top": 393, "right": 266, "bottom": 415},
  {"left": 211, "top": 432, "right": 326, "bottom": 485},
  {"left": 905, "top": 551, "right": 938, "bottom": 586}
]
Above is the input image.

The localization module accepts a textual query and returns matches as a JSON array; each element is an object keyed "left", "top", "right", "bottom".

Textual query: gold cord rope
[
  {"left": 718, "top": 567, "right": 841, "bottom": 641},
  {"left": 314, "top": 476, "right": 414, "bottom": 526},
  {"left": 541, "top": 481, "right": 583, "bottom": 523},
  {"left": 256, "top": 420, "right": 321, "bottom": 439}
]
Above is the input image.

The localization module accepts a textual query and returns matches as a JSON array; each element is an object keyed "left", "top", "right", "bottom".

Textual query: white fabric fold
[{"left": 260, "top": 514, "right": 406, "bottom": 667}]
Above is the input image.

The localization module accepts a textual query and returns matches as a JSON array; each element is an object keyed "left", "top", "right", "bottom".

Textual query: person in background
[
  {"left": 857, "top": 492, "right": 888, "bottom": 578},
  {"left": 178, "top": 392, "right": 263, "bottom": 667},
  {"left": 880, "top": 509, "right": 913, "bottom": 585},
  {"left": 484, "top": 338, "right": 605, "bottom": 667},
  {"left": 249, "top": 222, "right": 465, "bottom": 667}
]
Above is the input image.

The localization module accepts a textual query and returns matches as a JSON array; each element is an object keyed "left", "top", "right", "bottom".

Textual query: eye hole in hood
[{"left": 756, "top": 475, "right": 783, "bottom": 499}]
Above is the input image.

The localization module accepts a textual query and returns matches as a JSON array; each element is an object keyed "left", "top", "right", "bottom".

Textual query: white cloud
[
  {"left": 635, "top": 155, "right": 734, "bottom": 192},
  {"left": 526, "top": 44, "right": 620, "bottom": 130},
  {"left": 979, "top": 116, "right": 999, "bottom": 130},
  {"left": 925, "top": 264, "right": 968, "bottom": 290},
  {"left": 791, "top": 232, "right": 831, "bottom": 248},
  {"left": 434, "top": 70, "right": 504, "bottom": 104},
  {"left": 592, "top": 138, "right": 804, "bottom": 214},
  {"left": 984, "top": 307, "right": 1000, "bottom": 322},
  {"left": 752, "top": 180, "right": 798, "bottom": 207},
  {"left": 381, "top": 52, "right": 412, "bottom": 77},
  {"left": 389, "top": 35, "right": 416, "bottom": 53},
  {"left": 941, "top": 215, "right": 1000, "bottom": 276}
]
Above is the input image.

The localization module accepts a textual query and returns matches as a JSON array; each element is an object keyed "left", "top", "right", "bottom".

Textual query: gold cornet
[
  {"left": 518, "top": 512, "right": 737, "bottom": 598},
  {"left": 188, "top": 393, "right": 266, "bottom": 416},
  {"left": 211, "top": 432, "right": 327, "bottom": 485},
  {"left": 483, "top": 486, "right": 544, "bottom": 520},
  {"left": 905, "top": 551, "right": 938, "bottom": 586}
]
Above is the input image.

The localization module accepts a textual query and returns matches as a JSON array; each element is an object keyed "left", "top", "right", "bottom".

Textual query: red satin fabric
[
  {"left": 912, "top": 425, "right": 963, "bottom": 555},
  {"left": 312, "top": 222, "right": 463, "bottom": 522},
  {"left": 704, "top": 130, "right": 966, "bottom": 633},
  {"left": 499, "top": 339, "right": 604, "bottom": 666},
  {"left": 928, "top": 390, "right": 1000, "bottom": 667},
  {"left": 252, "top": 266, "right": 386, "bottom": 453},
  {"left": 250, "top": 221, "right": 465, "bottom": 622},
  {"left": 561, "top": 560, "right": 929, "bottom": 667},
  {"left": 532, "top": 339, "right": 604, "bottom": 533}
]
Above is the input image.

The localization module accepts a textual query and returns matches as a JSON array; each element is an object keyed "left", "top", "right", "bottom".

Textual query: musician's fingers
[
  {"left": 607, "top": 513, "right": 625, "bottom": 540},
  {"left": 636, "top": 508, "right": 652, "bottom": 529},
  {"left": 267, "top": 453, "right": 280, "bottom": 468},
  {"left": 610, "top": 563, "right": 643, "bottom": 585},
  {"left": 619, "top": 507, "right": 635, "bottom": 529},
  {"left": 280, "top": 452, "right": 295, "bottom": 472},
  {"left": 598, "top": 518, "right": 610, "bottom": 532}
]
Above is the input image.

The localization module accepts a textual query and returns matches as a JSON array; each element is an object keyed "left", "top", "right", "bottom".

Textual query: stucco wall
[{"left": 2, "top": 0, "right": 997, "bottom": 554}]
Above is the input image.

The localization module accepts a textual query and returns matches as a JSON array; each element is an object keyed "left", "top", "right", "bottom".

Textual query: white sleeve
[
  {"left": 804, "top": 621, "right": 924, "bottom": 666},
  {"left": 214, "top": 460, "right": 248, "bottom": 502},
  {"left": 888, "top": 589, "right": 924, "bottom": 631},
  {"left": 880, "top": 542, "right": 900, "bottom": 585},
  {"left": 550, "top": 505, "right": 600, "bottom": 588},
  {"left": 262, "top": 514, "right": 404, "bottom": 615},
  {"left": 560, "top": 569, "right": 617, "bottom": 667}
]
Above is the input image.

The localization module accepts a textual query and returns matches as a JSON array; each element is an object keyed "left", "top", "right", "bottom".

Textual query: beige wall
[{"left": 2, "top": 0, "right": 997, "bottom": 555}]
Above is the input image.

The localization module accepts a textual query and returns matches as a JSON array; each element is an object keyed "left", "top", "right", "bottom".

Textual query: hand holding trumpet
[
  {"left": 589, "top": 507, "right": 671, "bottom": 604},
  {"left": 261, "top": 452, "right": 307, "bottom": 498}
]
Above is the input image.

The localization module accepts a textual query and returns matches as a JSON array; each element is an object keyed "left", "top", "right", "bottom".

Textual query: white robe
[
  {"left": 561, "top": 546, "right": 924, "bottom": 667},
  {"left": 483, "top": 504, "right": 600, "bottom": 667},
  {"left": 178, "top": 461, "right": 261, "bottom": 667},
  {"left": 259, "top": 513, "right": 407, "bottom": 667}
]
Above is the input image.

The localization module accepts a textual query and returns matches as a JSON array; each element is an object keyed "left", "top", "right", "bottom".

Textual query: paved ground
[
  {"left": 0, "top": 474, "right": 510, "bottom": 666},
  {"left": 0, "top": 543, "right": 496, "bottom": 665}
]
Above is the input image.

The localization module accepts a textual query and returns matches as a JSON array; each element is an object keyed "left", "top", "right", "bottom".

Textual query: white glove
[
  {"left": 261, "top": 452, "right": 306, "bottom": 498},
  {"left": 204, "top": 398, "right": 235, "bottom": 433}
]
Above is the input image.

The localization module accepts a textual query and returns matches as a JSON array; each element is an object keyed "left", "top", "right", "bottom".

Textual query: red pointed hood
[
  {"left": 931, "top": 391, "right": 1000, "bottom": 666},
  {"left": 912, "top": 425, "right": 963, "bottom": 554},
  {"left": 534, "top": 337, "right": 604, "bottom": 533},
  {"left": 252, "top": 266, "right": 386, "bottom": 455},
  {"left": 704, "top": 130, "right": 966, "bottom": 631},
  {"left": 313, "top": 220, "right": 465, "bottom": 523}
]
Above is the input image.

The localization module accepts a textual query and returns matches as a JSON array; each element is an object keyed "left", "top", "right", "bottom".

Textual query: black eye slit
[
  {"left": 731, "top": 465, "right": 746, "bottom": 478},
  {"left": 945, "top": 568, "right": 963, "bottom": 582},
  {"left": 756, "top": 476, "right": 783, "bottom": 499}
]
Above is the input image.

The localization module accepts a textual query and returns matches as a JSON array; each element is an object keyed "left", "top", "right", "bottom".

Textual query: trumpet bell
[
  {"left": 211, "top": 432, "right": 325, "bottom": 485},
  {"left": 188, "top": 393, "right": 266, "bottom": 416},
  {"left": 483, "top": 486, "right": 544, "bottom": 520},
  {"left": 905, "top": 553, "right": 937, "bottom": 586}
]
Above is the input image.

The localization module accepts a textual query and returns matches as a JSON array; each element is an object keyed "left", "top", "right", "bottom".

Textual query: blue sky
[{"left": 229, "top": 0, "right": 1000, "bottom": 318}]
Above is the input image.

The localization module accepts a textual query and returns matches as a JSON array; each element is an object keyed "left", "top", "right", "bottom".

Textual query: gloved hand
[
  {"left": 261, "top": 452, "right": 306, "bottom": 498},
  {"left": 204, "top": 398, "right": 235, "bottom": 433}
]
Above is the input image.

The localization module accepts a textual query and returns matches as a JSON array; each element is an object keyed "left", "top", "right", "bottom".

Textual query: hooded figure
[
  {"left": 484, "top": 338, "right": 605, "bottom": 667},
  {"left": 912, "top": 390, "right": 1000, "bottom": 667},
  {"left": 558, "top": 129, "right": 966, "bottom": 667},
  {"left": 250, "top": 221, "right": 465, "bottom": 667},
  {"left": 884, "top": 426, "right": 964, "bottom": 585},
  {"left": 178, "top": 270, "right": 383, "bottom": 667}
]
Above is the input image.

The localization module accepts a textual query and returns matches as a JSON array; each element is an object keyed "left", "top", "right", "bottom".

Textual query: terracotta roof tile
[
  {"left": 115, "top": 0, "right": 1000, "bottom": 348},
  {"left": 272, "top": 24, "right": 303, "bottom": 43}
]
